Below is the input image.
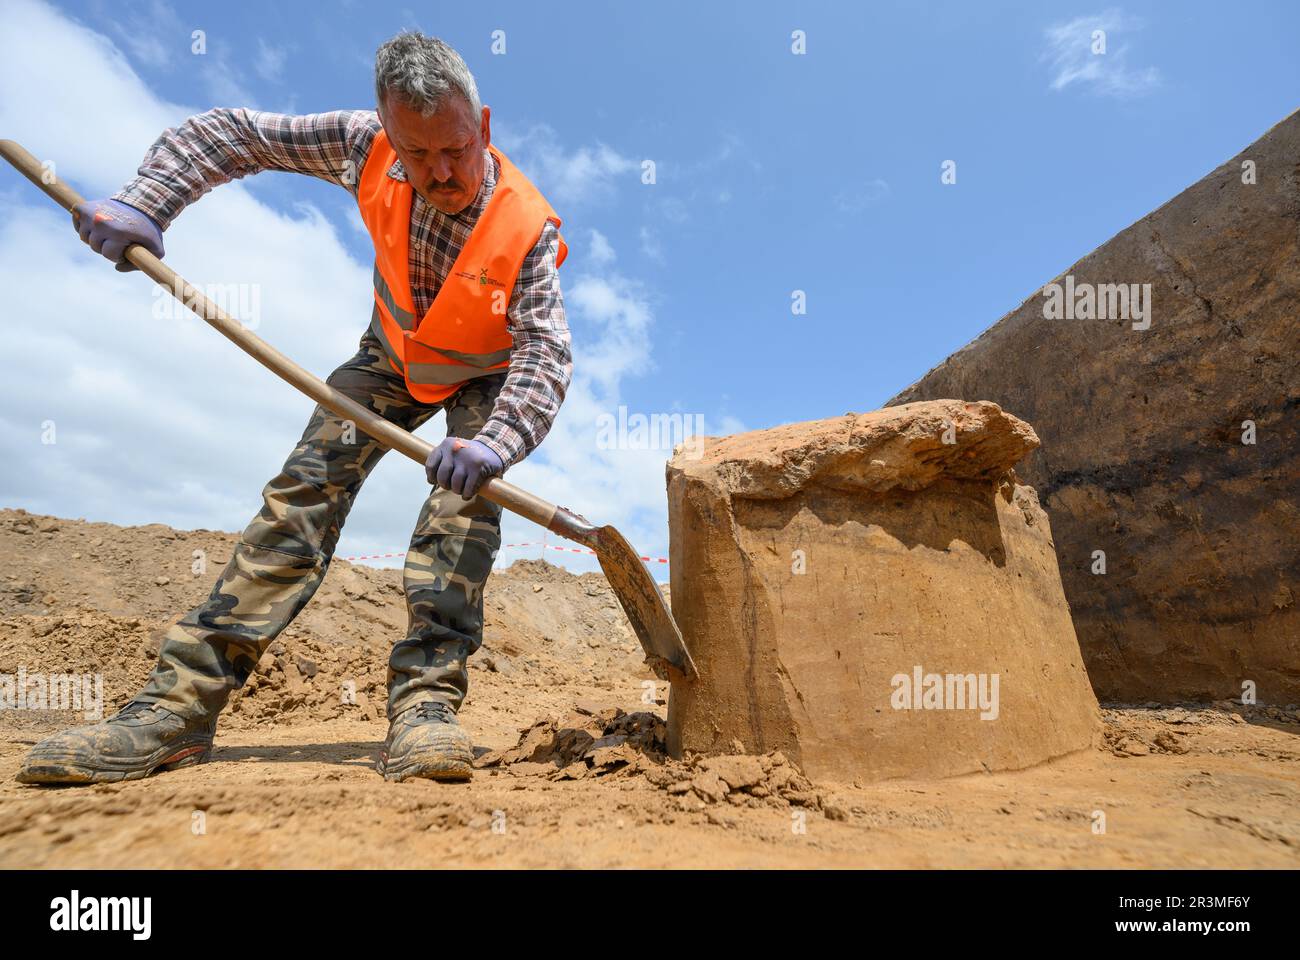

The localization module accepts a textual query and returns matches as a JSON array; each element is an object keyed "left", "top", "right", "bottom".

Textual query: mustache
[{"left": 427, "top": 180, "right": 460, "bottom": 192}]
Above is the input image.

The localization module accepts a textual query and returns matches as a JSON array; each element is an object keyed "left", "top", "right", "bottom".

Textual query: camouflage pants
[{"left": 136, "top": 332, "right": 504, "bottom": 722}]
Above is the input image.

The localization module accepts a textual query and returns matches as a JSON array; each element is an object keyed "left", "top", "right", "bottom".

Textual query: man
[{"left": 17, "top": 32, "right": 570, "bottom": 786}]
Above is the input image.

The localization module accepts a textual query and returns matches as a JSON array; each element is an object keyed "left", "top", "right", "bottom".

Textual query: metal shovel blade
[{"left": 591, "top": 525, "right": 696, "bottom": 680}]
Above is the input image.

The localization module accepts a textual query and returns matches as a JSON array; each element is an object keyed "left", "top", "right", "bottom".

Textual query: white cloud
[
  {"left": 834, "top": 178, "right": 890, "bottom": 214},
  {"left": 1042, "top": 9, "right": 1161, "bottom": 99},
  {"left": 106, "top": 0, "right": 184, "bottom": 70},
  {"left": 566, "top": 274, "right": 656, "bottom": 398},
  {"left": 670, "top": 132, "right": 747, "bottom": 180},
  {"left": 0, "top": 0, "right": 377, "bottom": 537},
  {"left": 254, "top": 38, "right": 289, "bottom": 83},
  {"left": 199, "top": 50, "right": 260, "bottom": 107},
  {"left": 656, "top": 196, "right": 689, "bottom": 224},
  {"left": 588, "top": 228, "right": 616, "bottom": 267},
  {"left": 0, "top": 0, "right": 186, "bottom": 190},
  {"left": 493, "top": 122, "right": 636, "bottom": 208},
  {"left": 638, "top": 226, "right": 663, "bottom": 264}
]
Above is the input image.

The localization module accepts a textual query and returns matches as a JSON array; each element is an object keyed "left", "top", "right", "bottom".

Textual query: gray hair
[{"left": 374, "top": 31, "right": 482, "bottom": 117}]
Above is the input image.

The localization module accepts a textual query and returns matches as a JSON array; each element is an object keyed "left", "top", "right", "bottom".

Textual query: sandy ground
[
  {"left": 1, "top": 509, "right": 1298, "bottom": 868},
  {"left": 2, "top": 709, "right": 1299, "bottom": 868}
]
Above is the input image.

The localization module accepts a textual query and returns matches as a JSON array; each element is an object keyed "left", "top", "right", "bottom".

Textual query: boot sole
[
  {"left": 15, "top": 742, "right": 213, "bottom": 786},
  {"left": 378, "top": 751, "right": 473, "bottom": 783}
]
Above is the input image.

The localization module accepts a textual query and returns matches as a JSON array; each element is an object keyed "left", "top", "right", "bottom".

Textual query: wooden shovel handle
[{"left": 0, "top": 138, "right": 596, "bottom": 546}]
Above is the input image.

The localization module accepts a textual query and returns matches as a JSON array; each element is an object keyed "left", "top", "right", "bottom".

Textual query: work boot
[
  {"left": 15, "top": 701, "right": 217, "bottom": 786},
  {"left": 377, "top": 700, "right": 473, "bottom": 783}
]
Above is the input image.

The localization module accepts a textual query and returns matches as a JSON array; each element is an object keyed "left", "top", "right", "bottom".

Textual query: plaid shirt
[{"left": 112, "top": 108, "right": 571, "bottom": 469}]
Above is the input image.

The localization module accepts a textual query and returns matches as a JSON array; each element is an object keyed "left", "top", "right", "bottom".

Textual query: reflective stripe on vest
[
  {"left": 368, "top": 303, "right": 511, "bottom": 382},
  {"left": 373, "top": 265, "right": 415, "bottom": 331},
  {"left": 355, "top": 130, "right": 568, "bottom": 404}
]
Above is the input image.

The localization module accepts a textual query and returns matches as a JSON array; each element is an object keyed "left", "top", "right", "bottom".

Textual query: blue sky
[{"left": 1, "top": 0, "right": 1297, "bottom": 570}]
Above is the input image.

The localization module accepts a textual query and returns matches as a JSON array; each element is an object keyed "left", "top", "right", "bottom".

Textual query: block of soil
[{"left": 665, "top": 400, "right": 1100, "bottom": 782}]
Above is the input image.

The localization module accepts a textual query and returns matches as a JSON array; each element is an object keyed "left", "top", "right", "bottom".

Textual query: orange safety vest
[{"left": 355, "top": 129, "right": 567, "bottom": 403}]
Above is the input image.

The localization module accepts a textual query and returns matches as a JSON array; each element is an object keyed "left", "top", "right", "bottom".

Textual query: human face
[{"left": 379, "top": 93, "right": 490, "bottom": 214}]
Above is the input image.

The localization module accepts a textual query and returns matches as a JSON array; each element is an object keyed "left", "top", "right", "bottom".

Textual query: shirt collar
[{"left": 387, "top": 147, "right": 496, "bottom": 222}]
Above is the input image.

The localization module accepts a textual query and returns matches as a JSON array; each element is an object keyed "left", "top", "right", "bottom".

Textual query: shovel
[{"left": 1, "top": 138, "right": 696, "bottom": 680}]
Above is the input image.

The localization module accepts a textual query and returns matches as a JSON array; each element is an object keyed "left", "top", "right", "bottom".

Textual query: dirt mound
[
  {"left": 497, "top": 558, "right": 578, "bottom": 583},
  {"left": 0, "top": 508, "right": 654, "bottom": 730}
]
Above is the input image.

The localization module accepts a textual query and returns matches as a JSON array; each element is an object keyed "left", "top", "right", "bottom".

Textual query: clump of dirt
[
  {"left": 646, "top": 751, "right": 823, "bottom": 810},
  {"left": 478, "top": 703, "right": 823, "bottom": 809},
  {"left": 476, "top": 702, "right": 666, "bottom": 778}
]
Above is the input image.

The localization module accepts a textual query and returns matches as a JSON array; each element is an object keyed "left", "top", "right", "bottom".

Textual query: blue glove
[
  {"left": 425, "top": 437, "right": 503, "bottom": 498},
  {"left": 72, "top": 199, "right": 165, "bottom": 273}
]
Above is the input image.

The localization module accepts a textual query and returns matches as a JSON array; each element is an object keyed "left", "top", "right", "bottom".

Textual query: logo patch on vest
[{"left": 453, "top": 266, "right": 504, "bottom": 288}]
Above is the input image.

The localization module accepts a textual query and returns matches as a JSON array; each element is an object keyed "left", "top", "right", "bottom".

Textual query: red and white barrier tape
[{"left": 340, "top": 540, "right": 669, "bottom": 564}]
